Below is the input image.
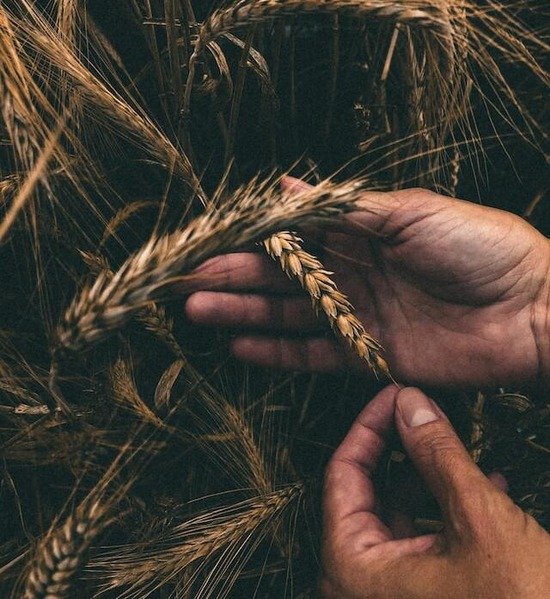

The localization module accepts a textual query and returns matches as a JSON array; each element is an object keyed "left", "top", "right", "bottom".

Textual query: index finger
[{"left": 323, "top": 385, "right": 399, "bottom": 546}]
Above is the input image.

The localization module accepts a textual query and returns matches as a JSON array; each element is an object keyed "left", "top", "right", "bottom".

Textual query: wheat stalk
[
  {"left": 23, "top": 500, "right": 105, "bottom": 599},
  {"left": 5, "top": 2, "right": 204, "bottom": 199},
  {"left": 263, "top": 231, "right": 389, "bottom": 377},
  {"left": 55, "top": 177, "right": 362, "bottom": 353}
]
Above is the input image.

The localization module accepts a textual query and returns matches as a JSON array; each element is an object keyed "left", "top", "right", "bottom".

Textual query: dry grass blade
[
  {"left": 56, "top": 176, "right": 362, "bottom": 352},
  {"left": 263, "top": 231, "right": 390, "bottom": 377},
  {"left": 0, "top": 360, "right": 41, "bottom": 405},
  {"left": 154, "top": 359, "right": 185, "bottom": 409},
  {"left": 110, "top": 356, "right": 165, "bottom": 428}
]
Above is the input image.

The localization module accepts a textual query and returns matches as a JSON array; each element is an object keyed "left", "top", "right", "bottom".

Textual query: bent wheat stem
[
  {"left": 56, "top": 177, "right": 361, "bottom": 353},
  {"left": 183, "top": 0, "right": 453, "bottom": 120}
]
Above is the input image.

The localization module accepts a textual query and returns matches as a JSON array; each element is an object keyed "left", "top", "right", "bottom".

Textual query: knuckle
[{"left": 414, "top": 428, "right": 462, "bottom": 463}]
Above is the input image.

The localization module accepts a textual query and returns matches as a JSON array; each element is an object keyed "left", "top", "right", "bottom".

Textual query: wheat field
[{"left": 0, "top": 1, "right": 548, "bottom": 597}]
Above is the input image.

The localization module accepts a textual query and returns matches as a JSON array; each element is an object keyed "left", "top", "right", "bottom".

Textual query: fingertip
[
  {"left": 396, "top": 387, "right": 441, "bottom": 428},
  {"left": 185, "top": 292, "right": 215, "bottom": 323},
  {"left": 231, "top": 337, "right": 276, "bottom": 367},
  {"left": 230, "top": 336, "right": 257, "bottom": 359}
]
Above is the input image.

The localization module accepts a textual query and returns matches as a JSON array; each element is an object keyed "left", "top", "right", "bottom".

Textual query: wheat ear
[
  {"left": 6, "top": 3, "right": 203, "bottom": 199},
  {"left": 263, "top": 231, "right": 389, "bottom": 377},
  {"left": 78, "top": 250, "right": 186, "bottom": 360},
  {"left": 23, "top": 500, "right": 105, "bottom": 599},
  {"left": 92, "top": 485, "right": 302, "bottom": 594},
  {"left": 56, "top": 177, "right": 361, "bottom": 353},
  {"left": 199, "top": 0, "right": 453, "bottom": 43}
]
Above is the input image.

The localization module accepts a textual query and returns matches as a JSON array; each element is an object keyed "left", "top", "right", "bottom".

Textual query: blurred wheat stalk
[{"left": 0, "top": 1, "right": 547, "bottom": 597}]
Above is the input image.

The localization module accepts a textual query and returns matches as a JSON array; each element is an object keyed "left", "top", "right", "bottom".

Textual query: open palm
[{"left": 185, "top": 180, "right": 550, "bottom": 387}]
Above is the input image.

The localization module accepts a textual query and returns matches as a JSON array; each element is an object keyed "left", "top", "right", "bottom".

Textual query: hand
[
  {"left": 184, "top": 178, "right": 550, "bottom": 387},
  {"left": 321, "top": 385, "right": 550, "bottom": 598}
]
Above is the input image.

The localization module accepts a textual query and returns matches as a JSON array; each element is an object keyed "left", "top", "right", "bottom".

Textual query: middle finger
[{"left": 185, "top": 291, "right": 324, "bottom": 332}]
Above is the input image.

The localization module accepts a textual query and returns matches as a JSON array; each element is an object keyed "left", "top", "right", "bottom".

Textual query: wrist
[{"left": 532, "top": 239, "right": 550, "bottom": 388}]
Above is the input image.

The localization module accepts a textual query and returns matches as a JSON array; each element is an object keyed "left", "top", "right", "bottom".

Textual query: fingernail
[{"left": 398, "top": 387, "right": 439, "bottom": 427}]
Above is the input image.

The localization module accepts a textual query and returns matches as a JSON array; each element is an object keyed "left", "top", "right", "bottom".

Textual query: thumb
[
  {"left": 281, "top": 175, "right": 434, "bottom": 238},
  {"left": 394, "top": 387, "right": 501, "bottom": 539}
]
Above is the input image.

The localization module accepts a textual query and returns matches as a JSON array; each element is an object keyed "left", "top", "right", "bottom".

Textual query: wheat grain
[
  {"left": 263, "top": 231, "right": 389, "bottom": 377},
  {"left": 56, "top": 177, "right": 362, "bottom": 353},
  {"left": 154, "top": 359, "right": 186, "bottom": 409}
]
